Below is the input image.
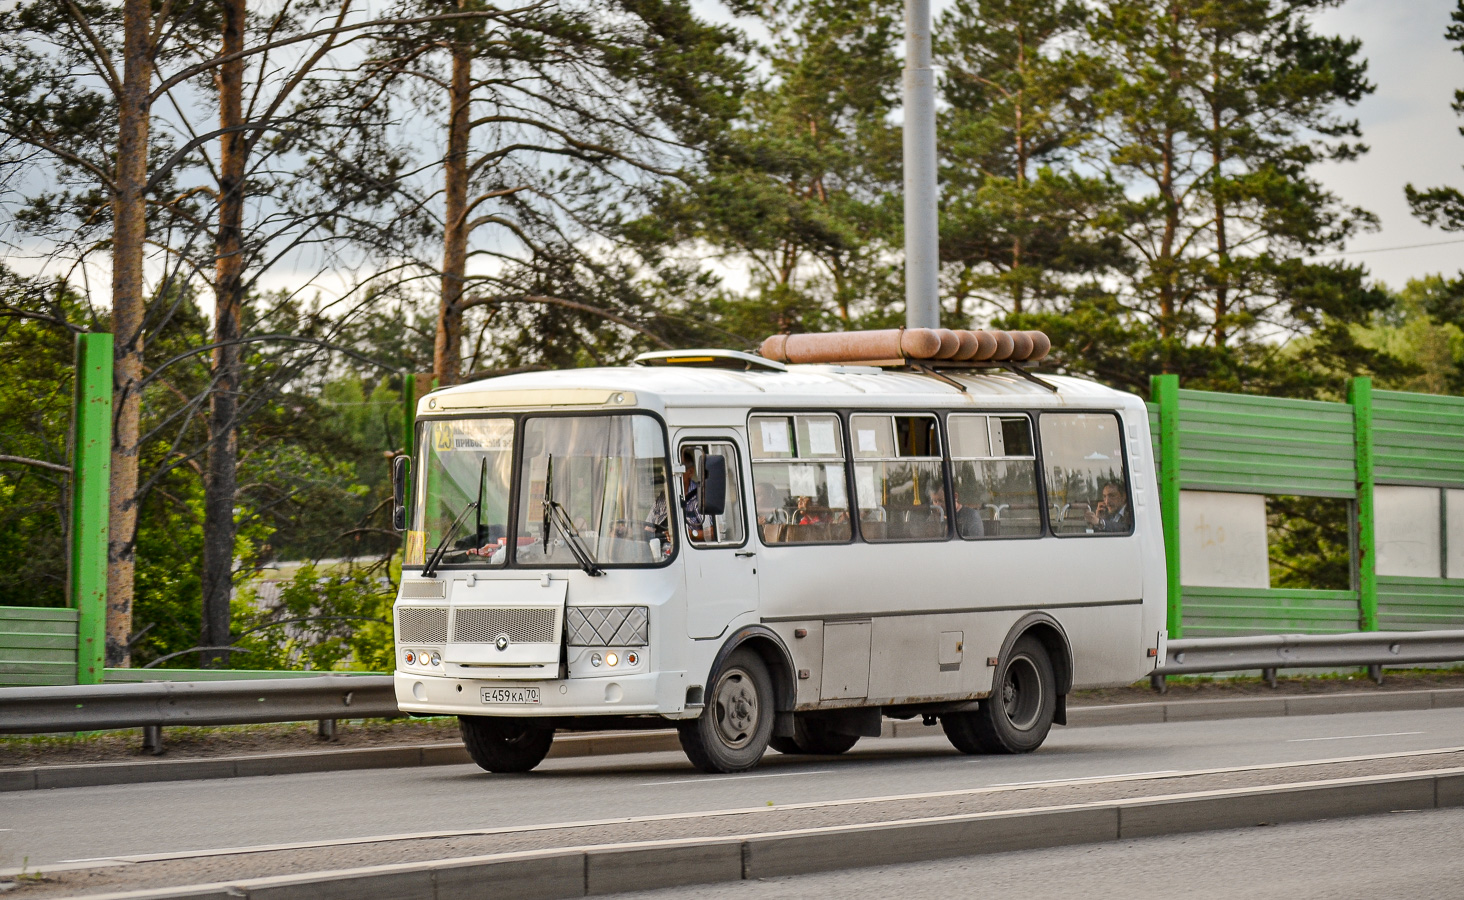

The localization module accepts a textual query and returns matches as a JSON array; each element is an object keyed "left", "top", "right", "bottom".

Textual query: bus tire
[
  {"left": 459, "top": 716, "right": 555, "bottom": 773},
  {"left": 678, "top": 649, "right": 774, "bottom": 773},
  {"left": 942, "top": 635, "right": 1056, "bottom": 754}
]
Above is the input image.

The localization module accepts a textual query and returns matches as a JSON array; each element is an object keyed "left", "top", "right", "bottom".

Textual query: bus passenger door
[{"left": 678, "top": 437, "right": 758, "bottom": 640}]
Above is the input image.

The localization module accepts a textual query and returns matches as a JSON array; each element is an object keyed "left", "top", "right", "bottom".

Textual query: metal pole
[
  {"left": 70, "top": 333, "right": 113, "bottom": 685},
  {"left": 1151, "top": 374, "right": 1182, "bottom": 638},
  {"left": 903, "top": 0, "right": 939, "bottom": 330},
  {"left": 1350, "top": 376, "right": 1378, "bottom": 632}
]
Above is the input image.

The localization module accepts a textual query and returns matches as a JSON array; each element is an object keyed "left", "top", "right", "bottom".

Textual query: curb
[
  {"left": 61, "top": 767, "right": 1464, "bottom": 900},
  {"left": 6, "top": 688, "right": 1460, "bottom": 794}
]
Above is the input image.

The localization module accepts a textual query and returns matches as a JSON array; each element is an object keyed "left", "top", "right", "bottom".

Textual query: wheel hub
[{"left": 713, "top": 667, "right": 758, "bottom": 748}]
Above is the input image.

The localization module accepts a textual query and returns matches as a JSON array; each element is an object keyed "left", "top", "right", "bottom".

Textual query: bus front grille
[
  {"left": 397, "top": 607, "right": 449, "bottom": 643},
  {"left": 452, "top": 608, "right": 557, "bottom": 644}
]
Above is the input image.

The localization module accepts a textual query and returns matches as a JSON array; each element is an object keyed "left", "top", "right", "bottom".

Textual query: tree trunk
[
  {"left": 106, "top": 0, "right": 153, "bottom": 668},
  {"left": 434, "top": 41, "right": 472, "bottom": 387},
  {"left": 1210, "top": 36, "right": 1229, "bottom": 349},
  {"left": 201, "top": 0, "right": 246, "bottom": 666}
]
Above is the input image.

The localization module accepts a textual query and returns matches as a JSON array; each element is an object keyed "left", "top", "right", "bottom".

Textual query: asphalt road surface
[
  {"left": 600, "top": 807, "right": 1464, "bottom": 900},
  {"left": 4, "top": 706, "right": 1461, "bottom": 870}
]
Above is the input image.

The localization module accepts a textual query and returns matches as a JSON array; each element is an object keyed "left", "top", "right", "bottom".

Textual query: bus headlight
[{"left": 606, "top": 652, "right": 619, "bottom": 667}]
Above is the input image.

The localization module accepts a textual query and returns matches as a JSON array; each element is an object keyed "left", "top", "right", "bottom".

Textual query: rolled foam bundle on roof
[
  {"left": 933, "top": 329, "right": 961, "bottom": 359},
  {"left": 1009, "top": 331, "right": 1034, "bottom": 361},
  {"left": 759, "top": 328, "right": 943, "bottom": 364},
  {"left": 1025, "top": 331, "right": 1051, "bottom": 362},
  {"left": 952, "top": 330, "right": 980, "bottom": 361},
  {"left": 969, "top": 330, "right": 999, "bottom": 361},
  {"left": 990, "top": 330, "right": 1015, "bottom": 360}
]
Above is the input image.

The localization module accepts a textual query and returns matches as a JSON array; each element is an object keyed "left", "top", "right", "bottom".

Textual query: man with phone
[{"left": 1084, "top": 481, "right": 1132, "bottom": 533}]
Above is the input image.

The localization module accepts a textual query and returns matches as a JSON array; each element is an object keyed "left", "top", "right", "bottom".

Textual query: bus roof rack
[{"left": 632, "top": 349, "right": 788, "bottom": 372}]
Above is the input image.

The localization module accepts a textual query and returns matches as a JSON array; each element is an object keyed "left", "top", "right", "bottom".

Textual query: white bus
[{"left": 391, "top": 346, "right": 1167, "bottom": 774}]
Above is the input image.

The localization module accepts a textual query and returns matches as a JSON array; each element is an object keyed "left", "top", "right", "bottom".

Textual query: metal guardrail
[
  {"left": 1163, "top": 629, "right": 1464, "bottom": 675},
  {"left": 0, "top": 674, "right": 397, "bottom": 734},
  {"left": 3, "top": 629, "right": 1463, "bottom": 735}
]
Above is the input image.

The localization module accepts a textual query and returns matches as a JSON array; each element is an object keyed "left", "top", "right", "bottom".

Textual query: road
[
  {"left": 600, "top": 808, "right": 1464, "bottom": 900},
  {"left": 3, "top": 706, "right": 1461, "bottom": 870}
]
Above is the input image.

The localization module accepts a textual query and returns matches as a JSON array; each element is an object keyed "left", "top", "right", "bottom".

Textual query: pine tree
[
  {"left": 1069, "top": 0, "right": 1391, "bottom": 394},
  {"left": 935, "top": 0, "right": 1122, "bottom": 323},
  {"left": 651, "top": 0, "right": 904, "bottom": 335}
]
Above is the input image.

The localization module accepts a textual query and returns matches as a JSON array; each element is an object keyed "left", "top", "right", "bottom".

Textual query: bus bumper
[{"left": 393, "top": 669, "right": 686, "bottom": 718}]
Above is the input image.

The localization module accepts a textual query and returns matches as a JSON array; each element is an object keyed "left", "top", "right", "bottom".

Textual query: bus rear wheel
[
  {"left": 942, "top": 635, "right": 1056, "bottom": 754},
  {"left": 459, "top": 716, "right": 555, "bottom": 773},
  {"left": 678, "top": 649, "right": 774, "bottom": 773},
  {"left": 771, "top": 713, "right": 861, "bottom": 756}
]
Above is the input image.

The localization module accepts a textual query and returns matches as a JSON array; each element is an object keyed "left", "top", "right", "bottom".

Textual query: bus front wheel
[
  {"left": 459, "top": 716, "right": 555, "bottom": 773},
  {"left": 678, "top": 649, "right": 774, "bottom": 773},
  {"left": 942, "top": 635, "right": 1056, "bottom": 754}
]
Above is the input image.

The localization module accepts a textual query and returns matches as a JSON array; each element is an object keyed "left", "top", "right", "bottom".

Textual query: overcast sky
[{"left": 1310, "top": 0, "right": 1464, "bottom": 288}]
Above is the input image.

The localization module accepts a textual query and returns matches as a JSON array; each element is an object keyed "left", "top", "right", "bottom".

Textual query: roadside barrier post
[
  {"left": 1151, "top": 374, "right": 1182, "bottom": 638},
  {"left": 70, "top": 332, "right": 112, "bottom": 684},
  {"left": 1349, "top": 376, "right": 1378, "bottom": 632}
]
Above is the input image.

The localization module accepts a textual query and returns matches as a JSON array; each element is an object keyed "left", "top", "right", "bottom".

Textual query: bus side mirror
[
  {"left": 701, "top": 454, "right": 727, "bottom": 517},
  {"left": 391, "top": 455, "right": 411, "bottom": 531}
]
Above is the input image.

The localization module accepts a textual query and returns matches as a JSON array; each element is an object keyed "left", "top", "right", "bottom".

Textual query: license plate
[{"left": 480, "top": 687, "right": 540, "bottom": 705}]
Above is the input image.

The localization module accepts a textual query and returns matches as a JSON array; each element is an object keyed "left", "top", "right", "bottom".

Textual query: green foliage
[
  {"left": 230, "top": 562, "right": 396, "bottom": 672},
  {"left": 1267, "top": 495, "right": 1351, "bottom": 592}
]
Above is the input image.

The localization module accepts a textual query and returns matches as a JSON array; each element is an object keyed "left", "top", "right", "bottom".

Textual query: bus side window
[
  {"left": 1038, "top": 412, "right": 1132, "bottom": 536},
  {"left": 749, "top": 414, "right": 851, "bottom": 544},
  {"left": 680, "top": 441, "right": 747, "bottom": 547},
  {"left": 850, "top": 413, "right": 947, "bottom": 542},
  {"left": 948, "top": 414, "right": 1041, "bottom": 539}
]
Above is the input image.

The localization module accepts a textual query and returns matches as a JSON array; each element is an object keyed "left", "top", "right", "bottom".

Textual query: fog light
[
  {"left": 591, "top": 652, "right": 602, "bottom": 667},
  {"left": 404, "top": 650, "right": 416, "bottom": 665},
  {"left": 430, "top": 652, "right": 441, "bottom": 666},
  {"left": 606, "top": 652, "right": 619, "bottom": 667}
]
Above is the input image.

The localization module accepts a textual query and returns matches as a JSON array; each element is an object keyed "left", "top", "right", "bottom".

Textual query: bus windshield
[
  {"left": 516, "top": 414, "right": 673, "bottom": 566},
  {"left": 406, "top": 418, "right": 515, "bottom": 568}
]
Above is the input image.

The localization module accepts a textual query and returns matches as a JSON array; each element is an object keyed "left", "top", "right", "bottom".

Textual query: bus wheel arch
[
  {"left": 707, "top": 626, "right": 797, "bottom": 727},
  {"left": 1001, "top": 613, "right": 1073, "bottom": 697}
]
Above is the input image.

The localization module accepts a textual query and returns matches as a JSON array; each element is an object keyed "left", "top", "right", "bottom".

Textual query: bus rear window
[{"left": 1040, "top": 412, "right": 1131, "bottom": 536}]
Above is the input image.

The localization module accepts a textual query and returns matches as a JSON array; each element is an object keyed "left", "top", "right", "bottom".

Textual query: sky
[{"left": 1309, "top": 0, "right": 1464, "bottom": 288}]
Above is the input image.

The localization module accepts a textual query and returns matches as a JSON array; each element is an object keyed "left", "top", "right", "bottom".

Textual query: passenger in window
[
  {"left": 755, "top": 482, "right": 790, "bottom": 525},
  {"left": 929, "top": 488, "right": 984, "bottom": 538},
  {"left": 793, "top": 495, "right": 827, "bottom": 525},
  {"left": 1084, "top": 482, "right": 1132, "bottom": 533}
]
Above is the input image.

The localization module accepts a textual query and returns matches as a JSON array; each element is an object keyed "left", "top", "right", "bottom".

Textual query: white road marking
[
  {"left": 992, "top": 770, "right": 1177, "bottom": 787},
  {"left": 641, "top": 770, "right": 834, "bottom": 786},
  {"left": 1286, "top": 731, "right": 1425, "bottom": 743},
  {"left": 46, "top": 744, "right": 1464, "bottom": 869}
]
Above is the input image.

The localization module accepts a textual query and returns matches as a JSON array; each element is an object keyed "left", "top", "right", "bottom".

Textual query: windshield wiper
[
  {"left": 542, "top": 454, "right": 603, "bottom": 577},
  {"left": 422, "top": 458, "right": 488, "bottom": 578}
]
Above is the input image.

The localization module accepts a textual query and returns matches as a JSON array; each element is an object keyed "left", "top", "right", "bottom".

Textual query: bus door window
[
  {"left": 679, "top": 441, "right": 747, "bottom": 547},
  {"left": 948, "top": 414, "right": 1041, "bottom": 539},
  {"left": 850, "top": 413, "right": 948, "bottom": 542},
  {"left": 1039, "top": 412, "right": 1132, "bottom": 536},
  {"left": 749, "top": 414, "right": 851, "bottom": 544}
]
